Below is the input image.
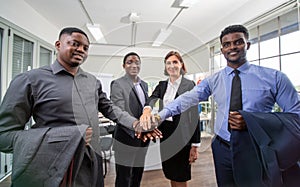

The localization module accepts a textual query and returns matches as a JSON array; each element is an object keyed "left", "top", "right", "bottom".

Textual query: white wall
[{"left": 0, "top": 0, "right": 58, "bottom": 45}]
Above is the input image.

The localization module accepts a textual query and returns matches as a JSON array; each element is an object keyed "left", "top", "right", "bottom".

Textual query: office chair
[{"left": 99, "top": 125, "right": 113, "bottom": 178}]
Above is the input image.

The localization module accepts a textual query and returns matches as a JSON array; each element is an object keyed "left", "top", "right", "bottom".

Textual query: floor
[
  {"left": 0, "top": 133, "right": 217, "bottom": 187},
  {"left": 104, "top": 134, "right": 217, "bottom": 187}
]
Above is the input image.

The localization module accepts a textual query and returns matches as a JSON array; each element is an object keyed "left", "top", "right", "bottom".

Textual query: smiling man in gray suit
[{"left": 110, "top": 52, "right": 150, "bottom": 187}]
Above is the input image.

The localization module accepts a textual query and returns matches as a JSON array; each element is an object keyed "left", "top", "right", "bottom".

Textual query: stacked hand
[
  {"left": 139, "top": 107, "right": 161, "bottom": 130},
  {"left": 133, "top": 107, "right": 163, "bottom": 142}
]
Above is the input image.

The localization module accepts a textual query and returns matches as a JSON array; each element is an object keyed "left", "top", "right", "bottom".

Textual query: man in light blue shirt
[{"left": 139, "top": 25, "right": 300, "bottom": 186}]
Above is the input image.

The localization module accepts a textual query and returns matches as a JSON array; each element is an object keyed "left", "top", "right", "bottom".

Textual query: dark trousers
[
  {"left": 212, "top": 133, "right": 266, "bottom": 187},
  {"left": 212, "top": 136, "right": 237, "bottom": 187},
  {"left": 114, "top": 147, "right": 147, "bottom": 187},
  {"left": 115, "top": 164, "right": 144, "bottom": 187}
]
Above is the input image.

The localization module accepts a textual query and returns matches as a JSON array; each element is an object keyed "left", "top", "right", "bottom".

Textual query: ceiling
[{"left": 23, "top": 0, "right": 291, "bottom": 56}]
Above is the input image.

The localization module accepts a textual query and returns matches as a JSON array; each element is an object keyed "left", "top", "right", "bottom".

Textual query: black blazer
[{"left": 146, "top": 77, "right": 200, "bottom": 146}]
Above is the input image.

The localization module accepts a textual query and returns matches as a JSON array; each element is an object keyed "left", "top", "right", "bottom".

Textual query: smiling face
[
  {"left": 221, "top": 32, "right": 250, "bottom": 68},
  {"left": 123, "top": 54, "right": 141, "bottom": 78},
  {"left": 165, "top": 55, "right": 183, "bottom": 78},
  {"left": 55, "top": 32, "right": 89, "bottom": 71}
]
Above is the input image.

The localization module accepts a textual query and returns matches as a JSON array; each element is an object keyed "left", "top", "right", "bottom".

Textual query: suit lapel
[
  {"left": 160, "top": 81, "right": 168, "bottom": 99},
  {"left": 124, "top": 75, "right": 145, "bottom": 107},
  {"left": 177, "top": 77, "right": 189, "bottom": 96},
  {"left": 139, "top": 81, "right": 148, "bottom": 102}
]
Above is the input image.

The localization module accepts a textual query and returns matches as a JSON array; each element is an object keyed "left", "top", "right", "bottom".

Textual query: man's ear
[
  {"left": 220, "top": 47, "right": 224, "bottom": 54},
  {"left": 55, "top": 41, "right": 60, "bottom": 50},
  {"left": 246, "top": 42, "right": 251, "bottom": 50}
]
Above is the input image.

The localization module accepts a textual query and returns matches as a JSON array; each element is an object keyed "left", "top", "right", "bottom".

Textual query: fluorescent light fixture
[
  {"left": 152, "top": 28, "right": 172, "bottom": 47},
  {"left": 180, "top": 0, "right": 198, "bottom": 7},
  {"left": 86, "top": 23, "right": 107, "bottom": 43}
]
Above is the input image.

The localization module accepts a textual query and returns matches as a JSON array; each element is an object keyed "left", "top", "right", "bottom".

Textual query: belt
[{"left": 216, "top": 135, "right": 230, "bottom": 148}]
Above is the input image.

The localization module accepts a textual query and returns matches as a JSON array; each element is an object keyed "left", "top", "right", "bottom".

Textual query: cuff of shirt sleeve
[
  {"left": 158, "top": 109, "right": 168, "bottom": 121},
  {"left": 192, "top": 143, "right": 200, "bottom": 147}
]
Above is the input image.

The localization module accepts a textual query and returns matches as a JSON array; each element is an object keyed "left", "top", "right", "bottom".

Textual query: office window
[
  {"left": 39, "top": 46, "right": 52, "bottom": 67},
  {"left": 281, "top": 30, "right": 300, "bottom": 54},
  {"left": 248, "top": 42, "right": 259, "bottom": 63},
  {"left": 259, "top": 37, "right": 280, "bottom": 70},
  {"left": 260, "top": 37, "right": 280, "bottom": 59},
  {"left": 12, "top": 34, "right": 33, "bottom": 78},
  {"left": 260, "top": 57, "right": 280, "bottom": 70},
  {"left": 281, "top": 52, "right": 300, "bottom": 87}
]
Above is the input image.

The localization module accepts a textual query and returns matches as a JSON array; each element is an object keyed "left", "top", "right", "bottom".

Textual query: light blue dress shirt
[{"left": 158, "top": 62, "right": 300, "bottom": 141}]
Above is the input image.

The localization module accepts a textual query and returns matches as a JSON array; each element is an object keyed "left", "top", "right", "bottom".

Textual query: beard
[{"left": 70, "top": 61, "right": 81, "bottom": 67}]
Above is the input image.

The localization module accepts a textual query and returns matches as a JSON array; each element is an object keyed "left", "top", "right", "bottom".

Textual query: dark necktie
[{"left": 229, "top": 69, "right": 242, "bottom": 131}]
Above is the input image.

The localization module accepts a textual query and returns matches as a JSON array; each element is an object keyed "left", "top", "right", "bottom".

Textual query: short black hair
[
  {"left": 220, "top": 25, "right": 249, "bottom": 42},
  {"left": 123, "top": 52, "right": 141, "bottom": 65},
  {"left": 59, "top": 27, "right": 89, "bottom": 42}
]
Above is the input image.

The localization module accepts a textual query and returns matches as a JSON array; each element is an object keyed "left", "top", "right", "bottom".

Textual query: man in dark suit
[{"left": 110, "top": 52, "right": 150, "bottom": 187}]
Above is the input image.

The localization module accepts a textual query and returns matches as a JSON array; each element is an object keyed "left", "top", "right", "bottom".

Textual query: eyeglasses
[{"left": 125, "top": 60, "right": 141, "bottom": 65}]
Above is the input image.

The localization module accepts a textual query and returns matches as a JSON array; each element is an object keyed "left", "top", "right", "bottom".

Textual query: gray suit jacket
[
  {"left": 12, "top": 124, "right": 91, "bottom": 187},
  {"left": 110, "top": 74, "right": 148, "bottom": 146}
]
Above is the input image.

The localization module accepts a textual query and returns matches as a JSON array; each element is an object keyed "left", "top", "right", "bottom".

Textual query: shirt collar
[
  {"left": 125, "top": 74, "right": 141, "bottom": 85},
  {"left": 225, "top": 61, "right": 250, "bottom": 75},
  {"left": 168, "top": 75, "right": 182, "bottom": 86},
  {"left": 51, "top": 60, "right": 87, "bottom": 77}
]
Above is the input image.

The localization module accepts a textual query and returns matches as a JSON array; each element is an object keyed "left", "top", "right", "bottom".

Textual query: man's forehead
[
  {"left": 61, "top": 32, "right": 89, "bottom": 42},
  {"left": 126, "top": 55, "right": 139, "bottom": 60},
  {"left": 222, "top": 32, "right": 245, "bottom": 41}
]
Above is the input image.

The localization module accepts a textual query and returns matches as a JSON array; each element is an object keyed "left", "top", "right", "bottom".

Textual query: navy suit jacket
[{"left": 235, "top": 111, "right": 300, "bottom": 187}]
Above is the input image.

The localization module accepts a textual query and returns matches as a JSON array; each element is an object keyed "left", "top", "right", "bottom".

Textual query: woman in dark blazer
[{"left": 145, "top": 51, "right": 200, "bottom": 187}]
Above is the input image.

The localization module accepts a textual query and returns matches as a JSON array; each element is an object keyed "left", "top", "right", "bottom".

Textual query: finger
[
  {"left": 146, "top": 133, "right": 153, "bottom": 140},
  {"left": 142, "top": 115, "right": 150, "bottom": 130},
  {"left": 135, "top": 124, "right": 142, "bottom": 135},
  {"left": 154, "top": 129, "right": 163, "bottom": 138},
  {"left": 147, "top": 115, "right": 152, "bottom": 130},
  {"left": 151, "top": 131, "right": 158, "bottom": 139},
  {"left": 151, "top": 115, "right": 158, "bottom": 129},
  {"left": 135, "top": 131, "right": 141, "bottom": 139},
  {"left": 143, "top": 135, "right": 148, "bottom": 142}
]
